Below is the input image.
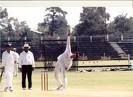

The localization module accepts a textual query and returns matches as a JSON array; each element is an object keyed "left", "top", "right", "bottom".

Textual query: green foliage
[
  {"left": 108, "top": 14, "right": 133, "bottom": 41},
  {"left": 74, "top": 7, "right": 110, "bottom": 36},
  {"left": 0, "top": 7, "right": 8, "bottom": 19},
  {"left": 38, "top": 7, "right": 69, "bottom": 38},
  {"left": 114, "top": 15, "right": 130, "bottom": 33},
  {"left": 0, "top": 7, "right": 32, "bottom": 41}
]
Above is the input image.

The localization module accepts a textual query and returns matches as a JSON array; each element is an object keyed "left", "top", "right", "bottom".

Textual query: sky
[{"left": 6, "top": 7, "right": 133, "bottom": 30}]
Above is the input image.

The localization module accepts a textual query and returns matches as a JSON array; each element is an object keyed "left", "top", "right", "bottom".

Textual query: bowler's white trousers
[{"left": 54, "top": 61, "right": 67, "bottom": 89}]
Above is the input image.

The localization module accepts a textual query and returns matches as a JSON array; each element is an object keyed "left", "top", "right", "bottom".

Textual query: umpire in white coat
[
  {"left": 54, "top": 32, "right": 76, "bottom": 90},
  {"left": 2, "top": 44, "right": 16, "bottom": 92},
  {"left": 19, "top": 44, "right": 35, "bottom": 90}
]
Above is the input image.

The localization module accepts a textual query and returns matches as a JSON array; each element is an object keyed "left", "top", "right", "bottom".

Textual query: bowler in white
[{"left": 54, "top": 32, "right": 76, "bottom": 90}]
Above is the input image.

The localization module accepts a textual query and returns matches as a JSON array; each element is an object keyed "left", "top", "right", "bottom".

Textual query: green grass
[{"left": 0, "top": 71, "right": 133, "bottom": 97}]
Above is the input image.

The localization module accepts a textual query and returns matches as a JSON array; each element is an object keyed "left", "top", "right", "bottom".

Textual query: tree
[
  {"left": 0, "top": 7, "right": 9, "bottom": 40},
  {"left": 128, "top": 17, "right": 133, "bottom": 33},
  {"left": 38, "top": 7, "right": 69, "bottom": 38},
  {"left": 0, "top": 7, "right": 8, "bottom": 30},
  {"left": 0, "top": 7, "right": 31, "bottom": 41},
  {"left": 17, "top": 21, "right": 30, "bottom": 39},
  {"left": 74, "top": 7, "right": 110, "bottom": 36},
  {"left": 107, "top": 14, "right": 133, "bottom": 41},
  {"left": 114, "top": 15, "right": 130, "bottom": 34},
  {"left": 0, "top": 7, "right": 8, "bottom": 19}
]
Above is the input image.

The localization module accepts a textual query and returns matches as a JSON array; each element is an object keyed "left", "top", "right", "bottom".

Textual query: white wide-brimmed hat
[{"left": 23, "top": 43, "right": 31, "bottom": 49}]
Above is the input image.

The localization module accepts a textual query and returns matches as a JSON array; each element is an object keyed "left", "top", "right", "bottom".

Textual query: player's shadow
[
  {"left": 46, "top": 88, "right": 57, "bottom": 91},
  {"left": 47, "top": 88, "right": 66, "bottom": 92}
]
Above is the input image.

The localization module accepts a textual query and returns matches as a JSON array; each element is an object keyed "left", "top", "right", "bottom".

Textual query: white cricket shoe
[{"left": 9, "top": 87, "right": 13, "bottom": 92}]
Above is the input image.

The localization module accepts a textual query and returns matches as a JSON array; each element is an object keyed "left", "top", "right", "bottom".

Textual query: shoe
[
  {"left": 9, "top": 87, "right": 13, "bottom": 92},
  {"left": 22, "top": 88, "right": 26, "bottom": 90},
  {"left": 56, "top": 85, "right": 63, "bottom": 90},
  {"left": 4, "top": 87, "right": 8, "bottom": 92},
  {"left": 28, "top": 88, "right": 32, "bottom": 90}
]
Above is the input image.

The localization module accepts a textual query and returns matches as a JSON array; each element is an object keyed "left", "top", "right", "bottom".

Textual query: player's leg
[
  {"left": 4, "top": 70, "right": 13, "bottom": 91},
  {"left": 4, "top": 71, "right": 9, "bottom": 91},
  {"left": 27, "top": 65, "right": 32, "bottom": 90},
  {"left": 14, "top": 64, "right": 18, "bottom": 77},
  {"left": 62, "top": 66, "right": 67, "bottom": 89},
  {"left": 22, "top": 66, "right": 27, "bottom": 89},
  {"left": 54, "top": 63, "right": 63, "bottom": 90},
  {"left": 8, "top": 71, "right": 14, "bottom": 91}
]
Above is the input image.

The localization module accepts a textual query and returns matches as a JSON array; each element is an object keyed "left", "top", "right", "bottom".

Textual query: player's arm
[
  {"left": 66, "top": 61, "right": 73, "bottom": 71},
  {"left": 13, "top": 52, "right": 17, "bottom": 64},
  {"left": 65, "top": 32, "right": 71, "bottom": 53},
  {"left": 31, "top": 52, "right": 35, "bottom": 67},
  {"left": 30, "top": 52, "right": 35, "bottom": 71},
  {"left": 18, "top": 53, "right": 23, "bottom": 72},
  {"left": 2, "top": 52, "right": 5, "bottom": 68},
  {"left": 1, "top": 53, "right": 5, "bottom": 70},
  {"left": 16, "top": 53, "right": 20, "bottom": 64}
]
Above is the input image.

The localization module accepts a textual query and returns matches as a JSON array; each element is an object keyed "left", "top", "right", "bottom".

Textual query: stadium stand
[
  {"left": 0, "top": 35, "right": 132, "bottom": 61},
  {"left": 77, "top": 37, "right": 120, "bottom": 60},
  {"left": 118, "top": 43, "right": 133, "bottom": 59}
]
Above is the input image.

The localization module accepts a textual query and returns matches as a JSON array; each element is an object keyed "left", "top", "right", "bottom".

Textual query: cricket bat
[{"left": 0, "top": 67, "right": 4, "bottom": 83}]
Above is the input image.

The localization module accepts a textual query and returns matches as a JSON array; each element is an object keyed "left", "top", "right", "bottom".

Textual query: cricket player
[
  {"left": 12, "top": 48, "right": 19, "bottom": 77},
  {"left": 54, "top": 32, "right": 76, "bottom": 90},
  {"left": 2, "top": 44, "right": 16, "bottom": 92}
]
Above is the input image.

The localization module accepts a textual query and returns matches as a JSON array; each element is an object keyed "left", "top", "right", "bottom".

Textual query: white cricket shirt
[{"left": 19, "top": 51, "right": 35, "bottom": 67}]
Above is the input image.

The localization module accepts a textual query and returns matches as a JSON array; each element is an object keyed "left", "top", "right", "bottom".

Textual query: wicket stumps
[{"left": 41, "top": 70, "right": 48, "bottom": 91}]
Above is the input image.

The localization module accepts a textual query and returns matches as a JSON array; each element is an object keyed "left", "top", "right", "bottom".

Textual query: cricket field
[{"left": 0, "top": 70, "right": 133, "bottom": 97}]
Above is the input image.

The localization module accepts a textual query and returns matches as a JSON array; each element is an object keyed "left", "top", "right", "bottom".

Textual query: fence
[{"left": 0, "top": 35, "right": 133, "bottom": 70}]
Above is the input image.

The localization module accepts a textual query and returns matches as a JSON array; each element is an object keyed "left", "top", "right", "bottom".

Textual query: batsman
[
  {"left": 54, "top": 31, "right": 76, "bottom": 90},
  {"left": 1, "top": 44, "right": 16, "bottom": 92}
]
